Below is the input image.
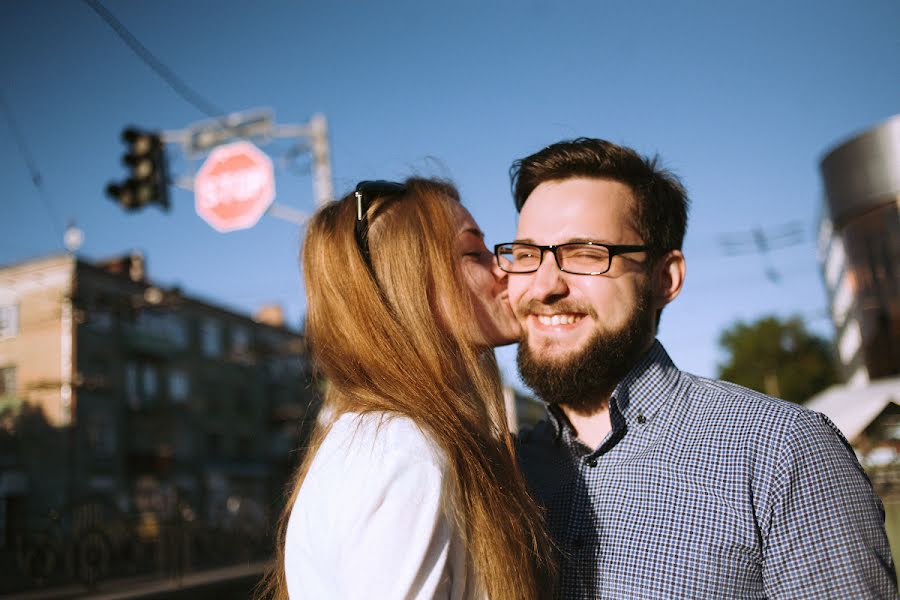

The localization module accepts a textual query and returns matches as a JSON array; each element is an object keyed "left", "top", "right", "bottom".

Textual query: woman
[{"left": 259, "top": 177, "right": 554, "bottom": 599}]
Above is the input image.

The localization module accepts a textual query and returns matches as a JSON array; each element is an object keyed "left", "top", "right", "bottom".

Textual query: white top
[{"left": 285, "top": 411, "right": 479, "bottom": 599}]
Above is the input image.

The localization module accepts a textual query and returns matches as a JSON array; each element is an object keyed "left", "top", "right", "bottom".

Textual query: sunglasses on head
[{"left": 353, "top": 180, "right": 407, "bottom": 265}]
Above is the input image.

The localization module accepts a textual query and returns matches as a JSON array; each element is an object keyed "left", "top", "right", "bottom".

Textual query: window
[
  {"left": 167, "top": 314, "right": 189, "bottom": 349},
  {"left": 87, "top": 296, "right": 114, "bottom": 332},
  {"left": 268, "top": 355, "right": 302, "bottom": 379},
  {"left": 88, "top": 310, "right": 114, "bottom": 332},
  {"left": 168, "top": 369, "right": 189, "bottom": 403},
  {"left": 884, "top": 418, "right": 900, "bottom": 441},
  {"left": 838, "top": 319, "right": 863, "bottom": 365},
  {"left": 125, "top": 362, "right": 139, "bottom": 409},
  {"left": 134, "top": 310, "right": 188, "bottom": 348},
  {"left": 0, "top": 366, "right": 16, "bottom": 397},
  {"left": 201, "top": 319, "right": 222, "bottom": 357},
  {"left": 231, "top": 326, "right": 250, "bottom": 357},
  {"left": 142, "top": 364, "right": 158, "bottom": 400},
  {"left": 831, "top": 272, "right": 853, "bottom": 327},
  {"left": 0, "top": 305, "right": 18, "bottom": 339},
  {"left": 824, "top": 237, "right": 846, "bottom": 291},
  {"left": 126, "top": 361, "right": 166, "bottom": 409}
]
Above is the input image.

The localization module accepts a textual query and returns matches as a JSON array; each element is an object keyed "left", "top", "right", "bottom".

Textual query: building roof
[
  {"left": 806, "top": 376, "right": 900, "bottom": 442},
  {"left": 0, "top": 252, "right": 72, "bottom": 272}
]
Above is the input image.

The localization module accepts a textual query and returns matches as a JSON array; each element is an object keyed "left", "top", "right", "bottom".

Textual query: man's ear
[{"left": 653, "top": 250, "right": 685, "bottom": 309}]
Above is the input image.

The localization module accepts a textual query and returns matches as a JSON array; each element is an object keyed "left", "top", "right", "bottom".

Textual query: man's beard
[{"left": 516, "top": 288, "right": 655, "bottom": 414}]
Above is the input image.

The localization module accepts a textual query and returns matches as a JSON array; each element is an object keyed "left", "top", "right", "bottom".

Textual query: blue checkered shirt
[{"left": 517, "top": 340, "right": 897, "bottom": 599}]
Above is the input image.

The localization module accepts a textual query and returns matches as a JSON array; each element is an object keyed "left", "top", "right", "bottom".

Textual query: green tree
[{"left": 717, "top": 315, "right": 838, "bottom": 404}]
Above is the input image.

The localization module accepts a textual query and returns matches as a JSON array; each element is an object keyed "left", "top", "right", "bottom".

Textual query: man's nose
[{"left": 529, "top": 250, "right": 568, "bottom": 301}]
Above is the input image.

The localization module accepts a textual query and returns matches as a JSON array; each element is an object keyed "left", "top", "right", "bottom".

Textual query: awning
[{"left": 805, "top": 375, "right": 900, "bottom": 442}]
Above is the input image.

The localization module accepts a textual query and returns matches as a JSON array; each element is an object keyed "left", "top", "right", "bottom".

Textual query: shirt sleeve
[
  {"left": 335, "top": 447, "right": 459, "bottom": 600},
  {"left": 761, "top": 410, "right": 897, "bottom": 599}
]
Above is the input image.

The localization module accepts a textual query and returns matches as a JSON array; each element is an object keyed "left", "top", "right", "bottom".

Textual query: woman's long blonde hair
[{"left": 257, "top": 177, "right": 554, "bottom": 599}]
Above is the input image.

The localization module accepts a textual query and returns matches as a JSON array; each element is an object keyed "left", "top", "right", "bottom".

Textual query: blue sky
[{"left": 1, "top": 0, "right": 897, "bottom": 388}]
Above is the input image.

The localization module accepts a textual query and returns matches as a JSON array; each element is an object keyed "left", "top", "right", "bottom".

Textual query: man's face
[{"left": 508, "top": 178, "right": 657, "bottom": 406}]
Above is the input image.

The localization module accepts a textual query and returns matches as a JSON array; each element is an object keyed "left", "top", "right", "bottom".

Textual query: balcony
[{"left": 122, "top": 310, "right": 190, "bottom": 357}]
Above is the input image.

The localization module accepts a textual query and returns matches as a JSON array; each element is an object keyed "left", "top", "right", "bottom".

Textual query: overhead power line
[
  {"left": 718, "top": 221, "right": 806, "bottom": 256},
  {"left": 0, "top": 89, "right": 64, "bottom": 241},
  {"left": 81, "top": 0, "right": 225, "bottom": 118},
  {"left": 717, "top": 221, "right": 807, "bottom": 284}
]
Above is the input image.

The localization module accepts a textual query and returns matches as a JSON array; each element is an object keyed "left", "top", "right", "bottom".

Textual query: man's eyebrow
[
  {"left": 567, "top": 237, "right": 612, "bottom": 244},
  {"left": 512, "top": 237, "right": 614, "bottom": 245}
]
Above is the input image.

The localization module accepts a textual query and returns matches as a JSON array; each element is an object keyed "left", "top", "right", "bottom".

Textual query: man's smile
[{"left": 533, "top": 313, "right": 585, "bottom": 327}]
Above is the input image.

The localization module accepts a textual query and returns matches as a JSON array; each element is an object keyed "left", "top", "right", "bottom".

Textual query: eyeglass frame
[
  {"left": 354, "top": 180, "right": 407, "bottom": 265},
  {"left": 493, "top": 241, "right": 654, "bottom": 276}
]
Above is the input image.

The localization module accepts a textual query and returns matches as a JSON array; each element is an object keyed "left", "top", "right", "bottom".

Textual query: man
[{"left": 500, "top": 138, "right": 896, "bottom": 598}]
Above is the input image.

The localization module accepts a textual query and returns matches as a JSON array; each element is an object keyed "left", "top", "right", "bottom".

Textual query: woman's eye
[{"left": 463, "top": 247, "right": 490, "bottom": 259}]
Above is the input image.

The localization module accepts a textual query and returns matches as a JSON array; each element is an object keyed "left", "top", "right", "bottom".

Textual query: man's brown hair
[{"left": 510, "top": 137, "right": 689, "bottom": 254}]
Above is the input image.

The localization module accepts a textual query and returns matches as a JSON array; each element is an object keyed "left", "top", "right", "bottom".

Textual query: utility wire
[
  {"left": 81, "top": 0, "right": 225, "bottom": 118},
  {"left": 717, "top": 221, "right": 808, "bottom": 284},
  {"left": 0, "top": 89, "right": 64, "bottom": 242}
]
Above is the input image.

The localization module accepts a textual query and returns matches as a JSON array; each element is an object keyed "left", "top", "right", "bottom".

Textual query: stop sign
[{"left": 195, "top": 141, "right": 275, "bottom": 232}]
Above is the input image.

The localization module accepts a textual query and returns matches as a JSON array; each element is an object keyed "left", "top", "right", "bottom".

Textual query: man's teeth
[{"left": 537, "top": 314, "right": 581, "bottom": 326}]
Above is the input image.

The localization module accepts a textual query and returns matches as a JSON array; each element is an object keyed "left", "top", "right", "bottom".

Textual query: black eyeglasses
[
  {"left": 494, "top": 242, "right": 652, "bottom": 275},
  {"left": 354, "top": 180, "right": 407, "bottom": 265}
]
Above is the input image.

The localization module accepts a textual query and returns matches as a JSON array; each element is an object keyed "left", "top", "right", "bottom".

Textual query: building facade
[
  {"left": 0, "top": 252, "right": 316, "bottom": 550},
  {"left": 817, "top": 115, "right": 900, "bottom": 384}
]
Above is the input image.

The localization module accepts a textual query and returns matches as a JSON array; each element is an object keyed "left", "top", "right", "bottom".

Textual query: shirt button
[
  {"left": 587, "top": 458, "right": 597, "bottom": 467},
  {"left": 636, "top": 414, "right": 647, "bottom": 424}
]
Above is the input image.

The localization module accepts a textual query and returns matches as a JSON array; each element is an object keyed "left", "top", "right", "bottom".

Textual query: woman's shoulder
[
  {"left": 323, "top": 411, "right": 446, "bottom": 470},
  {"left": 287, "top": 412, "right": 466, "bottom": 600}
]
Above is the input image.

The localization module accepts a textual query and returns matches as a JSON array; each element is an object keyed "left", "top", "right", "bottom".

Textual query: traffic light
[{"left": 106, "top": 127, "right": 170, "bottom": 211}]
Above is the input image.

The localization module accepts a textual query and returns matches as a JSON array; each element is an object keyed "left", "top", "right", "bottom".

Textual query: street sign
[
  {"left": 185, "top": 108, "right": 274, "bottom": 156},
  {"left": 194, "top": 141, "right": 275, "bottom": 233}
]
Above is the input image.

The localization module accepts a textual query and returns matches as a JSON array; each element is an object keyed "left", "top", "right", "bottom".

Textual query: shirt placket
[
  {"left": 556, "top": 429, "right": 606, "bottom": 598},
  {"left": 567, "top": 398, "right": 629, "bottom": 598}
]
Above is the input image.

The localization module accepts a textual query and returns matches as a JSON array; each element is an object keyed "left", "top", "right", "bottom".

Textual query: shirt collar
[
  {"left": 543, "top": 339, "right": 681, "bottom": 441},
  {"left": 611, "top": 339, "right": 680, "bottom": 425}
]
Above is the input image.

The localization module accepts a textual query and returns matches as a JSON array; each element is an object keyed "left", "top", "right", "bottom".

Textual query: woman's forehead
[{"left": 453, "top": 204, "right": 483, "bottom": 238}]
